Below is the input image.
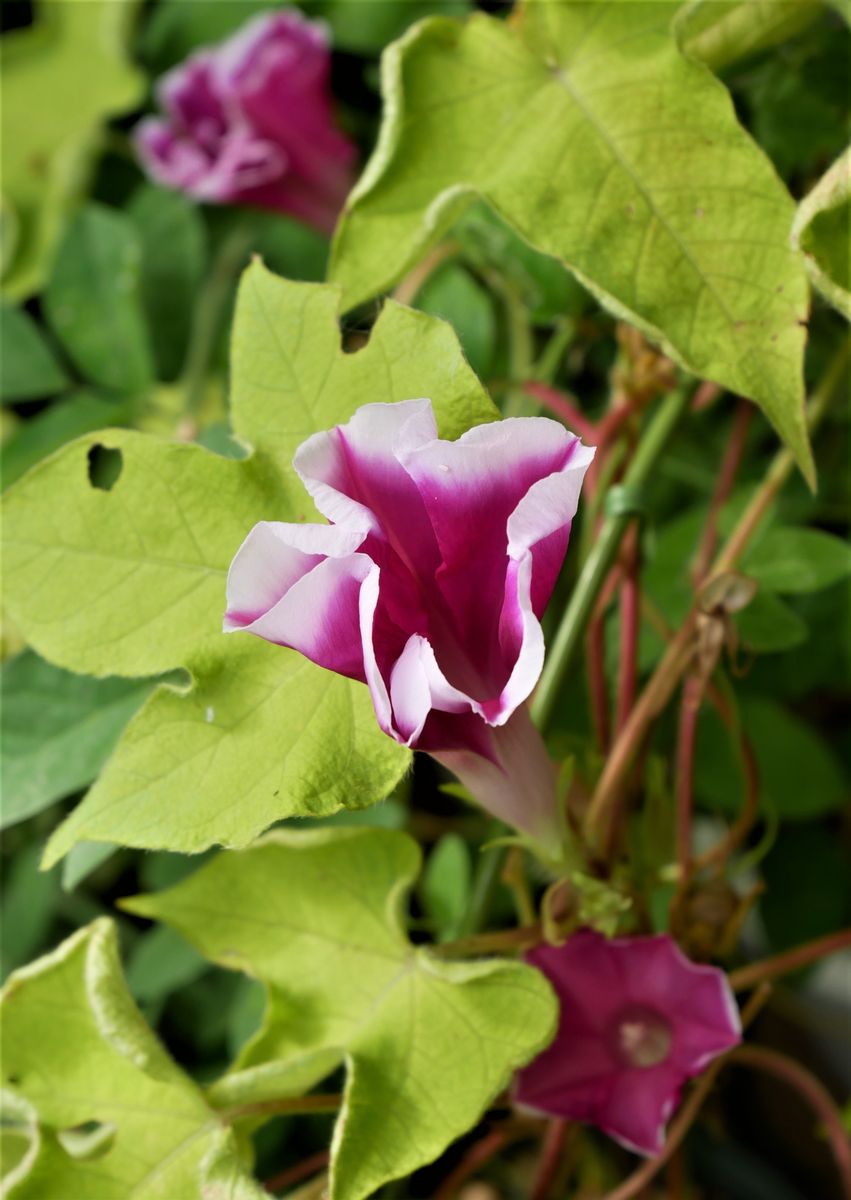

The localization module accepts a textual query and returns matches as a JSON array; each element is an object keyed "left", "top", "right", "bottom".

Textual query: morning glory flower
[
  {"left": 515, "top": 930, "right": 742, "bottom": 1155},
  {"left": 134, "top": 9, "right": 356, "bottom": 232},
  {"left": 225, "top": 399, "right": 593, "bottom": 843}
]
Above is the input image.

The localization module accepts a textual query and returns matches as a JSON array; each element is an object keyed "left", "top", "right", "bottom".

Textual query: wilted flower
[
  {"left": 515, "top": 930, "right": 742, "bottom": 1155},
  {"left": 225, "top": 399, "right": 593, "bottom": 842},
  {"left": 134, "top": 9, "right": 356, "bottom": 232}
]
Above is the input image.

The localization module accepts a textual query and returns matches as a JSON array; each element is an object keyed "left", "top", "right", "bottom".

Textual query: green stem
[
  {"left": 181, "top": 220, "right": 256, "bottom": 417},
  {"left": 488, "top": 272, "right": 535, "bottom": 417},
  {"left": 217, "top": 1093, "right": 342, "bottom": 1125},
  {"left": 532, "top": 387, "right": 690, "bottom": 731}
]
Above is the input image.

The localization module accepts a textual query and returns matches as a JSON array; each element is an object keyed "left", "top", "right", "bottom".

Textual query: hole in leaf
[
  {"left": 87, "top": 445, "right": 123, "bottom": 492},
  {"left": 57, "top": 1120, "right": 116, "bottom": 1161}
]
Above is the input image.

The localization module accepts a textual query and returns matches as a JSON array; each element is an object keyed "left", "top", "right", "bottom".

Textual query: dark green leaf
[
  {"left": 128, "top": 186, "right": 206, "bottom": 382},
  {"left": 43, "top": 205, "right": 154, "bottom": 394},
  {"left": 0, "top": 306, "right": 68, "bottom": 403},
  {"left": 742, "top": 527, "right": 851, "bottom": 593},
  {"left": 0, "top": 651, "right": 153, "bottom": 829},
  {"left": 416, "top": 263, "right": 496, "bottom": 378},
  {"left": 125, "top": 925, "right": 208, "bottom": 1004},
  {"left": 735, "top": 590, "right": 809, "bottom": 652},
  {"left": 0, "top": 844, "right": 60, "bottom": 980},
  {"left": 0, "top": 390, "right": 132, "bottom": 488},
  {"left": 420, "top": 833, "right": 472, "bottom": 941},
  {"left": 761, "top": 823, "right": 851, "bottom": 955},
  {"left": 695, "top": 696, "right": 848, "bottom": 820}
]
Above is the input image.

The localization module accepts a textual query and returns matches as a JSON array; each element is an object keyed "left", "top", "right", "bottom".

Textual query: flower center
[{"left": 612, "top": 1006, "right": 673, "bottom": 1069}]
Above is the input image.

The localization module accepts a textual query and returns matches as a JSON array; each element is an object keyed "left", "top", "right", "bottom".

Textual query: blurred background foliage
[{"left": 1, "top": 1, "right": 849, "bottom": 1197}]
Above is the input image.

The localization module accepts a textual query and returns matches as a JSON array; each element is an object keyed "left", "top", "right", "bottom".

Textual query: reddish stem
[
  {"left": 615, "top": 524, "right": 640, "bottom": 735},
  {"left": 693, "top": 400, "right": 753, "bottom": 585},
  {"left": 674, "top": 674, "right": 706, "bottom": 883},
  {"left": 730, "top": 1046, "right": 851, "bottom": 1199},
  {"left": 434, "top": 1128, "right": 529, "bottom": 1200},
  {"left": 529, "top": 1119, "right": 571, "bottom": 1200},
  {"left": 729, "top": 928, "right": 851, "bottom": 991},
  {"left": 586, "top": 613, "right": 611, "bottom": 752},
  {"left": 521, "top": 381, "right": 598, "bottom": 441},
  {"left": 265, "top": 1151, "right": 329, "bottom": 1195}
]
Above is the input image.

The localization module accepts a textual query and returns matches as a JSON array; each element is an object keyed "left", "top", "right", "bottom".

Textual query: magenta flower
[
  {"left": 134, "top": 10, "right": 356, "bottom": 233},
  {"left": 225, "top": 399, "right": 593, "bottom": 842},
  {"left": 515, "top": 930, "right": 741, "bottom": 1155}
]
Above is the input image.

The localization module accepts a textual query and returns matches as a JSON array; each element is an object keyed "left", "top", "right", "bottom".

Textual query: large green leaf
[
  {"left": 742, "top": 527, "right": 851, "bottom": 594},
  {"left": 0, "top": 0, "right": 144, "bottom": 298},
  {"left": 0, "top": 919, "right": 265, "bottom": 1199},
  {"left": 1, "top": 265, "right": 497, "bottom": 863},
  {"left": 0, "top": 390, "right": 133, "bottom": 489},
  {"left": 330, "top": 0, "right": 812, "bottom": 481},
  {"left": 124, "top": 828, "right": 557, "bottom": 1200},
  {"left": 791, "top": 147, "right": 851, "bottom": 320},
  {"left": 0, "top": 651, "right": 152, "bottom": 830}
]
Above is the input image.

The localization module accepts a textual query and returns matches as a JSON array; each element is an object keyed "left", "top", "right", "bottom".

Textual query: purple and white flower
[
  {"left": 134, "top": 9, "right": 356, "bottom": 232},
  {"left": 515, "top": 929, "right": 742, "bottom": 1155},
  {"left": 224, "top": 399, "right": 593, "bottom": 842}
]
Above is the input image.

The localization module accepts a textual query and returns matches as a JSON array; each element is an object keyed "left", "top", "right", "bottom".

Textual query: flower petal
[
  {"left": 224, "top": 521, "right": 372, "bottom": 679},
  {"left": 388, "top": 634, "right": 474, "bottom": 746},
  {"left": 400, "top": 418, "right": 593, "bottom": 701},
  {"left": 598, "top": 1066, "right": 682, "bottom": 1156}
]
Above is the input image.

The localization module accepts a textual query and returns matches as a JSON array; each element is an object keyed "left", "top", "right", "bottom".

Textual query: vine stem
[
  {"left": 728, "top": 1046, "right": 851, "bottom": 1199},
  {"left": 530, "top": 1119, "right": 571, "bottom": 1200},
  {"left": 729, "top": 927, "right": 851, "bottom": 991},
  {"left": 217, "top": 1093, "right": 342, "bottom": 1124},
  {"left": 264, "top": 1151, "right": 329, "bottom": 1195},
  {"left": 615, "top": 523, "right": 640, "bottom": 734},
  {"left": 532, "top": 387, "right": 690, "bottom": 731},
  {"left": 584, "top": 342, "right": 849, "bottom": 846},
  {"left": 434, "top": 1127, "right": 532, "bottom": 1200},
  {"left": 692, "top": 399, "right": 752, "bottom": 584},
  {"left": 674, "top": 673, "right": 706, "bottom": 883},
  {"left": 180, "top": 221, "right": 256, "bottom": 420},
  {"left": 391, "top": 240, "right": 459, "bottom": 306}
]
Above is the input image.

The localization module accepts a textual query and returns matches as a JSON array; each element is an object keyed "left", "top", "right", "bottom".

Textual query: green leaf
[
  {"left": 0, "top": 919, "right": 263, "bottom": 1199},
  {"left": 124, "top": 828, "right": 557, "bottom": 1200},
  {"left": 0, "top": 390, "right": 133, "bottom": 489},
  {"left": 421, "top": 833, "right": 472, "bottom": 941},
  {"left": 742, "top": 527, "right": 851, "bottom": 593},
  {"left": 454, "top": 200, "right": 590, "bottom": 324},
  {"left": 43, "top": 206, "right": 154, "bottom": 395},
  {"left": 735, "top": 590, "right": 809, "bottom": 653},
  {"left": 416, "top": 262, "right": 496, "bottom": 378},
  {"left": 128, "top": 186, "right": 207, "bottom": 382},
  {"left": 4, "top": 265, "right": 497, "bottom": 862},
  {"left": 0, "top": 652, "right": 152, "bottom": 830},
  {"left": 319, "top": 0, "right": 472, "bottom": 55},
  {"left": 695, "top": 696, "right": 848, "bottom": 819},
  {"left": 0, "top": 307, "right": 68, "bottom": 403},
  {"left": 125, "top": 926, "right": 208, "bottom": 1005},
  {"left": 792, "top": 148, "right": 851, "bottom": 320},
  {"left": 675, "top": 0, "right": 823, "bottom": 72},
  {"left": 0, "top": 0, "right": 144, "bottom": 298},
  {"left": 230, "top": 261, "right": 498, "bottom": 498},
  {"left": 43, "top": 636, "right": 406, "bottom": 865},
  {"left": 61, "top": 843, "right": 119, "bottom": 893},
  {"left": 0, "top": 845, "right": 60, "bottom": 981},
  {"left": 330, "top": 1, "right": 812, "bottom": 480}
]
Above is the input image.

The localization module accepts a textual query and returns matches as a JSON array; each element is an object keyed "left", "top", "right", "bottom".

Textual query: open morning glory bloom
[
  {"left": 225, "top": 399, "right": 594, "bottom": 842},
  {"left": 134, "top": 9, "right": 356, "bottom": 233},
  {"left": 515, "top": 930, "right": 742, "bottom": 1155}
]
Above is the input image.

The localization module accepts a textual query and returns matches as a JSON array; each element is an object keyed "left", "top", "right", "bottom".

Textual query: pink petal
[
  {"left": 388, "top": 634, "right": 473, "bottom": 746},
  {"left": 400, "top": 418, "right": 593, "bottom": 702},
  {"left": 224, "top": 521, "right": 373, "bottom": 680},
  {"left": 597, "top": 1066, "right": 683, "bottom": 1156}
]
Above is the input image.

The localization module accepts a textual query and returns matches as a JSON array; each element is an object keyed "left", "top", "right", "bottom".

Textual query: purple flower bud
[
  {"left": 515, "top": 930, "right": 742, "bottom": 1155},
  {"left": 134, "top": 9, "right": 356, "bottom": 232},
  {"left": 224, "top": 400, "right": 594, "bottom": 842}
]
